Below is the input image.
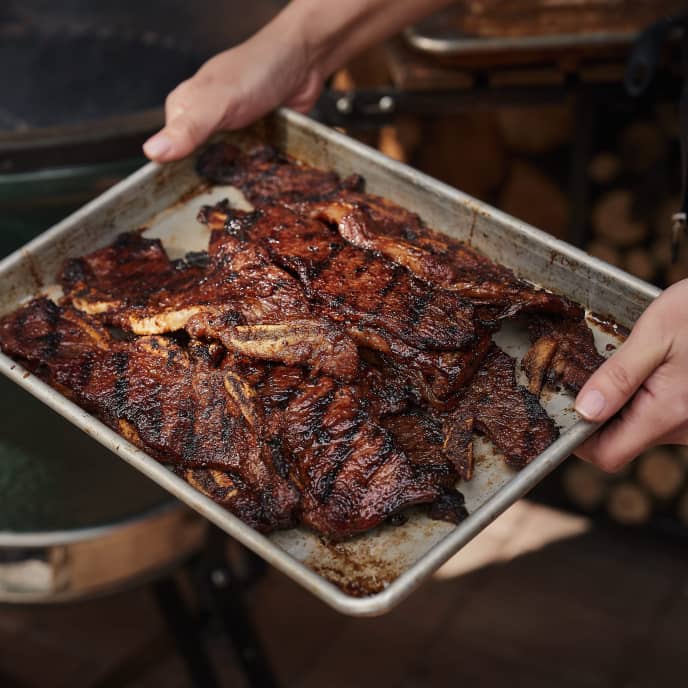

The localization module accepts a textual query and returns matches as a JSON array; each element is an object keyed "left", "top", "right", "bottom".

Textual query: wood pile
[
  {"left": 587, "top": 113, "right": 686, "bottom": 287},
  {"left": 563, "top": 447, "right": 688, "bottom": 531}
]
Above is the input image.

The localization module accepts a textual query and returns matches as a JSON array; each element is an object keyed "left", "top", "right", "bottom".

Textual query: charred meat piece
[
  {"left": 179, "top": 467, "right": 296, "bottom": 531},
  {"left": 0, "top": 299, "right": 299, "bottom": 531},
  {"left": 442, "top": 410, "right": 476, "bottom": 481},
  {"left": 199, "top": 202, "right": 489, "bottom": 403},
  {"left": 382, "top": 411, "right": 468, "bottom": 524},
  {"left": 210, "top": 356, "right": 463, "bottom": 538},
  {"left": 282, "top": 376, "right": 454, "bottom": 539},
  {"left": 197, "top": 143, "right": 597, "bottom": 398},
  {"left": 0, "top": 296, "right": 114, "bottom": 395},
  {"left": 196, "top": 143, "right": 364, "bottom": 204},
  {"left": 300, "top": 199, "right": 583, "bottom": 323},
  {"left": 200, "top": 203, "right": 477, "bottom": 351},
  {"left": 60, "top": 232, "right": 206, "bottom": 318},
  {"left": 523, "top": 315, "right": 605, "bottom": 395},
  {"left": 444, "top": 345, "right": 559, "bottom": 474},
  {"left": 186, "top": 315, "right": 359, "bottom": 380},
  {"left": 61, "top": 228, "right": 359, "bottom": 380},
  {"left": 196, "top": 143, "right": 581, "bottom": 323}
]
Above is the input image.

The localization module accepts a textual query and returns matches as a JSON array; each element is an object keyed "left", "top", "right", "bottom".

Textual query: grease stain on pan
[
  {"left": 309, "top": 547, "right": 398, "bottom": 597},
  {"left": 587, "top": 311, "right": 629, "bottom": 340},
  {"left": 273, "top": 512, "right": 456, "bottom": 597},
  {"left": 21, "top": 250, "right": 44, "bottom": 291},
  {"left": 143, "top": 184, "right": 251, "bottom": 259}
]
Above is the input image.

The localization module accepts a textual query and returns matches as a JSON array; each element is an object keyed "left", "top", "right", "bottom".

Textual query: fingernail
[
  {"left": 143, "top": 132, "right": 172, "bottom": 160},
  {"left": 576, "top": 389, "right": 606, "bottom": 420}
]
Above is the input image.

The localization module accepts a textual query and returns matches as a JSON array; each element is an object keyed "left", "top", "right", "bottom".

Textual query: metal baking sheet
[
  {"left": 402, "top": 3, "right": 678, "bottom": 65},
  {"left": 0, "top": 109, "right": 660, "bottom": 616},
  {"left": 404, "top": 23, "right": 635, "bottom": 59}
]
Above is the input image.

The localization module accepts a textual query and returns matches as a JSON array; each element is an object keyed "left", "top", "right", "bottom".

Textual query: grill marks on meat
[
  {"left": 0, "top": 298, "right": 298, "bottom": 531},
  {"left": 201, "top": 203, "right": 476, "bottom": 352},
  {"left": 196, "top": 142, "right": 365, "bottom": 205},
  {"left": 380, "top": 410, "right": 468, "bottom": 523},
  {"left": 197, "top": 144, "right": 580, "bottom": 324},
  {"left": 199, "top": 203, "right": 489, "bottom": 403},
  {"left": 60, "top": 233, "right": 206, "bottom": 319},
  {"left": 282, "top": 377, "right": 454, "bottom": 537},
  {"left": 198, "top": 142, "right": 600, "bottom": 399},
  {"left": 0, "top": 298, "right": 462, "bottom": 537},
  {"left": 61, "top": 226, "right": 359, "bottom": 380},
  {"left": 0, "top": 142, "right": 597, "bottom": 540},
  {"left": 306, "top": 199, "right": 582, "bottom": 322},
  {"left": 0, "top": 297, "right": 113, "bottom": 401}
]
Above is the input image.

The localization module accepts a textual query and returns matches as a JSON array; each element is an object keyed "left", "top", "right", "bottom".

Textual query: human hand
[
  {"left": 143, "top": 0, "right": 453, "bottom": 162},
  {"left": 143, "top": 16, "right": 323, "bottom": 162},
  {"left": 575, "top": 278, "right": 688, "bottom": 471}
]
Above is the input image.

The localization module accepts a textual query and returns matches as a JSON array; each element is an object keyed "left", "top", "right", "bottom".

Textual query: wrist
[{"left": 267, "top": 1, "right": 334, "bottom": 77}]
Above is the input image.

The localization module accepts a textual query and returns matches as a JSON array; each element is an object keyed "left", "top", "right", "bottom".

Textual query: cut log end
[
  {"left": 636, "top": 449, "right": 686, "bottom": 501},
  {"left": 607, "top": 483, "right": 652, "bottom": 526},
  {"left": 563, "top": 461, "right": 608, "bottom": 512}
]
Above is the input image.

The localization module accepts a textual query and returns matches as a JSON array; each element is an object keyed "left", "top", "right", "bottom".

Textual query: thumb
[
  {"left": 144, "top": 80, "right": 225, "bottom": 162},
  {"left": 575, "top": 315, "right": 667, "bottom": 422}
]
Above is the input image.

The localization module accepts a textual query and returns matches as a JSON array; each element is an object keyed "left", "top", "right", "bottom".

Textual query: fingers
[
  {"left": 144, "top": 77, "right": 227, "bottom": 162},
  {"left": 574, "top": 385, "right": 681, "bottom": 471},
  {"left": 575, "top": 312, "right": 668, "bottom": 423}
]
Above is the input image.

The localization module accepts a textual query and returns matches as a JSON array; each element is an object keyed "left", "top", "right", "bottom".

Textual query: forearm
[{"left": 267, "top": 0, "right": 453, "bottom": 78}]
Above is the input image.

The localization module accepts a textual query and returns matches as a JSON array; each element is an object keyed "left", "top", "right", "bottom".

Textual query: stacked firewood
[
  {"left": 586, "top": 109, "right": 688, "bottom": 287},
  {"left": 563, "top": 448, "right": 688, "bottom": 530}
]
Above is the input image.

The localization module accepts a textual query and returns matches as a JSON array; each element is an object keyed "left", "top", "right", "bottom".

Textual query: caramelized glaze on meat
[
  {"left": 61, "top": 225, "right": 359, "bottom": 380},
  {"left": 199, "top": 202, "right": 491, "bottom": 403},
  {"left": 523, "top": 315, "right": 605, "bottom": 395},
  {"left": 282, "top": 377, "right": 454, "bottom": 537},
  {"left": 199, "top": 203, "right": 478, "bottom": 352},
  {"left": 199, "top": 144, "right": 596, "bottom": 390},
  {"left": 0, "top": 141, "right": 604, "bottom": 539},
  {"left": 445, "top": 346, "right": 558, "bottom": 480},
  {"left": 0, "top": 298, "right": 299, "bottom": 531}
]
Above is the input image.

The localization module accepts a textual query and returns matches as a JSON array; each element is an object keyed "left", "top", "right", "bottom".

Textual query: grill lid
[
  {"left": 0, "top": 1, "right": 286, "bottom": 169},
  {"left": 0, "top": 22, "right": 205, "bottom": 132}
]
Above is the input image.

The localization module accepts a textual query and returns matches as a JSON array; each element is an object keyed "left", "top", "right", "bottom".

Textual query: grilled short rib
[{"left": 0, "top": 142, "right": 601, "bottom": 539}]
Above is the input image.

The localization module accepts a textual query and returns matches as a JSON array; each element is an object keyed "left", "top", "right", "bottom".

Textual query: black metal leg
[
  {"left": 197, "top": 529, "right": 279, "bottom": 688},
  {"left": 153, "top": 575, "right": 221, "bottom": 688}
]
